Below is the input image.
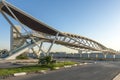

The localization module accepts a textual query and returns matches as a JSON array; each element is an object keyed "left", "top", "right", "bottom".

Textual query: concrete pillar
[
  {"left": 78, "top": 50, "right": 83, "bottom": 59},
  {"left": 88, "top": 53, "right": 90, "bottom": 58},
  {"left": 80, "top": 53, "right": 82, "bottom": 58},
  {"left": 104, "top": 54, "right": 107, "bottom": 59},
  {"left": 10, "top": 25, "right": 21, "bottom": 51},
  {"left": 113, "top": 54, "right": 116, "bottom": 60},
  {"left": 96, "top": 54, "right": 98, "bottom": 59}
]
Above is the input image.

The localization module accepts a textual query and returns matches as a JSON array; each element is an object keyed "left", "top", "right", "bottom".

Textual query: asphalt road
[
  {"left": 0, "top": 62, "right": 24, "bottom": 68},
  {"left": 2, "top": 61, "right": 120, "bottom": 80}
]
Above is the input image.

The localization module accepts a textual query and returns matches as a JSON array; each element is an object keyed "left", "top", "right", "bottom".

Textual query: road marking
[{"left": 113, "top": 73, "right": 120, "bottom": 80}]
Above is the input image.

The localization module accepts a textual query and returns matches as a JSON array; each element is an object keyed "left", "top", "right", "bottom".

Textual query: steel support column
[{"left": 47, "top": 32, "right": 59, "bottom": 56}]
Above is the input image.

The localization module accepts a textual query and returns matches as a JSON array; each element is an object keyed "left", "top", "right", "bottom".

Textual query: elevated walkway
[{"left": 0, "top": 1, "right": 118, "bottom": 60}]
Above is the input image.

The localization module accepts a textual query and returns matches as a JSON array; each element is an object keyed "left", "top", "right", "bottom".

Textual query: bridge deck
[{"left": 0, "top": 1, "right": 116, "bottom": 54}]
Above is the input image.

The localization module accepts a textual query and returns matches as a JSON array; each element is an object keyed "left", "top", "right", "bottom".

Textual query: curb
[
  {"left": 73, "top": 64, "right": 77, "bottom": 66},
  {"left": 0, "top": 70, "right": 47, "bottom": 79},
  {"left": 14, "top": 72, "right": 27, "bottom": 76},
  {"left": 0, "top": 63, "right": 84, "bottom": 79},
  {"left": 113, "top": 73, "right": 120, "bottom": 80},
  {"left": 84, "top": 63, "right": 88, "bottom": 64},
  {"left": 0, "top": 74, "right": 13, "bottom": 79},
  {"left": 79, "top": 63, "right": 83, "bottom": 65},
  {"left": 54, "top": 67, "right": 60, "bottom": 70},
  {"left": 64, "top": 65, "right": 72, "bottom": 68},
  {"left": 39, "top": 70, "right": 47, "bottom": 74}
]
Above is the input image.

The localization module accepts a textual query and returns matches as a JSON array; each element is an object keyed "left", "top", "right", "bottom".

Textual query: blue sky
[{"left": 0, "top": 0, "right": 120, "bottom": 51}]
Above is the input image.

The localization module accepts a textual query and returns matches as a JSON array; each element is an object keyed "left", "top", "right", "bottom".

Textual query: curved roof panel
[{"left": 1, "top": 2, "right": 62, "bottom": 36}]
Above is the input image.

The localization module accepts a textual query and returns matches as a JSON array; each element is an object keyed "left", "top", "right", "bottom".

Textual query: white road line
[{"left": 113, "top": 73, "right": 120, "bottom": 80}]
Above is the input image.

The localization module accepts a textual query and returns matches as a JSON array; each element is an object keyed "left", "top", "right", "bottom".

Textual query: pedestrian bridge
[{"left": 0, "top": 0, "right": 118, "bottom": 60}]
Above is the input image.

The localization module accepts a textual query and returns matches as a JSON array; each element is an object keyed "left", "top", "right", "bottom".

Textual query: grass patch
[
  {"left": 47, "top": 61, "right": 78, "bottom": 70},
  {"left": 0, "top": 65, "right": 48, "bottom": 76},
  {"left": 63, "top": 61, "right": 77, "bottom": 65},
  {"left": 0, "top": 61, "right": 78, "bottom": 76}
]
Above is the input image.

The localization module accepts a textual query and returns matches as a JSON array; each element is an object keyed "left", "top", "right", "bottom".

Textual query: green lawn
[
  {"left": 47, "top": 61, "right": 78, "bottom": 70},
  {"left": 0, "top": 61, "right": 78, "bottom": 76},
  {"left": 0, "top": 65, "right": 49, "bottom": 76}
]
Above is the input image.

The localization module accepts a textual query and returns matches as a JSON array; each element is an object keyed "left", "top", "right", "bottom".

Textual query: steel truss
[
  {"left": 0, "top": 0, "right": 118, "bottom": 59},
  {"left": 0, "top": 1, "right": 58, "bottom": 58}
]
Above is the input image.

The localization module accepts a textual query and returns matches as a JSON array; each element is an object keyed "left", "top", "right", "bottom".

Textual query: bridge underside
[{"left": 0, "top": 1, "right": 117, "bottom": 59}]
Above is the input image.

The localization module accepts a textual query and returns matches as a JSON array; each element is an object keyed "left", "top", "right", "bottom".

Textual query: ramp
[{"left": 4, "top": 41, "right": 41, "bottom": 60}]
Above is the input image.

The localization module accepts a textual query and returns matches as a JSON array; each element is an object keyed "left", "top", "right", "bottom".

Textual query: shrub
[
  {"left": 38, "top": 56, "right": 56, "bottom": 65},
  {"left": 16, "top": 54, "right": 29, "bottom": 59}
]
